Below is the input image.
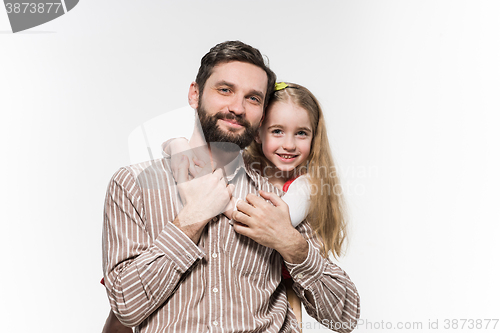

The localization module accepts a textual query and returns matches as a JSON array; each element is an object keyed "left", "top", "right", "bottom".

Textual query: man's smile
[{"left": 220, "top": 118, "right": 244, "bottom": 129}]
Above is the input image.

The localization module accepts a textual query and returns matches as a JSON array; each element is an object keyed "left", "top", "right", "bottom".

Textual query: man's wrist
[
  {"left": 278, "top": 230, "right": 308, "bottom": 264},
  {"left": 173, "top": 205, "right": 212, "bottom": 244}
]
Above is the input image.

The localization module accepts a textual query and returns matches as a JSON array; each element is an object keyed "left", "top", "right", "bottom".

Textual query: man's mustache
[{"left": 215, "top": 112, "right": 250, "bottom": 128}]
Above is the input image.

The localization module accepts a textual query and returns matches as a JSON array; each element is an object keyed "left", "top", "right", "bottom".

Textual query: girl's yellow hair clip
[{"left": 274, "top": 82, "right": 288, "bottom": 91}]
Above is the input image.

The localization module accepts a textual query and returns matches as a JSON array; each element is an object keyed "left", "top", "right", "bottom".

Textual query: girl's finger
[{"left": 259, "top": 190, "right": 284, "bottom": 207}]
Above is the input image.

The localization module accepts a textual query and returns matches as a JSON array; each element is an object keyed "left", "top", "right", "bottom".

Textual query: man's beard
[{"left": 197, "top": 104, "right": 258, "bottom": 152}]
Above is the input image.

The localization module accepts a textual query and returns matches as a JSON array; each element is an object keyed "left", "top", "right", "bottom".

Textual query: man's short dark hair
[{"left": 195, "top": 41, "right": 277, "bottom": 107}]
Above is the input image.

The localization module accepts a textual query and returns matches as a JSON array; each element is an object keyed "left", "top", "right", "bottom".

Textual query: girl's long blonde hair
[{"left": 244, "top": 83, "right": 348, "bottom": 258}]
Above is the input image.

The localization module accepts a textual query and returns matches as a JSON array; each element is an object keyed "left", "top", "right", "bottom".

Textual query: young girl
[{"left": 244, "top": 82, "right": 347, "bottom": 259}]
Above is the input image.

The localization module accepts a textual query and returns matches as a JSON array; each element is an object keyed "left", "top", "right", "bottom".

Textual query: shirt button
[
  {"left": 213, "top": 321, "right": 218, "bottom": 326},
  {"left": 296, "top": 273, "right": 304, "bottom": 279},
  {"left": 186, "top": 254, "right": 193, "bottom": 260},
  {"left": 212, "top": 253, "right": 218, "bottom": 258},
  {"left": 212, "top": 287, "right": 218, "bottom": 293}
]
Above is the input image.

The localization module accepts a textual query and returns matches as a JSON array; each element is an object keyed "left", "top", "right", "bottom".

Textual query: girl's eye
[
  {"left": 271, "top": 129, "right": 283, "bottom": 135},
  {"left": 297, "top": 130, "right": 308, "bottom": 136}
]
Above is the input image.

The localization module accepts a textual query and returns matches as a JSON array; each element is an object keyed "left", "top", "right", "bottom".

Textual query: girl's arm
[
  {"left": 281, "top": 175, "right": 311, "bottom": 227},
  {"left": 231, "top": 176, "right": 311, "bottom": 227}
]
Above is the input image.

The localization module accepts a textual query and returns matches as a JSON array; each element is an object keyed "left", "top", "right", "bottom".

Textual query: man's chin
[
  {"left": 208, "top": 141, "right": 241, "bottom": 153},
  {"left": 198, "top": 110, "right": 256, "bottom": 150},
  {"left": 219, "top": 125, "right": 244, "bottom": 135},
  {"left": 211, "top": 131, "right": 249, "bottom": 150}
]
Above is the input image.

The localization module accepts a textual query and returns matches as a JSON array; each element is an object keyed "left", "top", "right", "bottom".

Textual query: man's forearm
[
  {"left": 172, "top": 205, "right": 212, "bottom": 244},
  {"left": 104, "top": 221, "right": 205, "bottom": 327},
  {"left": 283, "top": 225, "right": 360, "bottom": 333},
  {"left": 104, "top": 168, "right": 206, "bottom": 327},
  {"left": 277, "top": 229, "right": 309, "bottom": 264}
]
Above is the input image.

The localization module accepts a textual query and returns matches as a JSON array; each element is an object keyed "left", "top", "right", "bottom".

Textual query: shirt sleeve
[
  {"left": 281, "top": 175, "right": 311, "bottom": 227},
  {"left": 102, "top": 167, "right": 206, "bottom": 327},
  {"left": 283, "top": 222, "right": 360, "bottom": 333}
]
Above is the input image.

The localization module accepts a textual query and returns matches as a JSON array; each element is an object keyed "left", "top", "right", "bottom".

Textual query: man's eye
[
  {"left": 219, "top": 88, "right": 230, "bottom": 93},
  {"left": 249, "top": 96, "right": 261, "bottom": 104}
]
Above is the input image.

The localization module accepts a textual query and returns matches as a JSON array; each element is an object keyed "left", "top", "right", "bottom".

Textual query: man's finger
[
  {"left": 188, "top": 158, "right": 197, "bottom": 178},
  {"left": 245, "top": 192, "right": 267, "bottom": 208},
  {"left": 213, "top": 168, "right": 224, "bottom": 181},
  {"left": 197, "top": 158, "right": 214, "bottom": 176},
  {"left": 227, "top": 184, "right": 235, "bottom": 197},
  {"left": 176, "top": 155, "right": 190, "bottom": 184},
  {"left": 193, "top": 158, "right": 205, "bottom": 168},
  {"left": 232, "top": 220, "right": 250, "bottom": 234},
  {"left": 232, "top": 211, "right": 251, "bottom": 226},
  {"left": 236, "top": 200, "right": 255, "bottom": 216},
  {"left": 191, "top": 158, "right": 205, "bottom": 177}
]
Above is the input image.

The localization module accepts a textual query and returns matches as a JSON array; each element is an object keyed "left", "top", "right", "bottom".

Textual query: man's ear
[
  {"left": 254, "top": 132, "right": 262, "bottom": 144},
  {"left": 258, "top": 113, "right": 265, "bottom": 127},
  {"left": 188, "top": 82, "right": 200, "bottom": 109}
]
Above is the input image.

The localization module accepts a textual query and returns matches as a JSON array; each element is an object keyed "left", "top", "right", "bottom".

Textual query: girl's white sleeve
[{"left": 281, "top": 175, "right": 311, "bottom": 227}]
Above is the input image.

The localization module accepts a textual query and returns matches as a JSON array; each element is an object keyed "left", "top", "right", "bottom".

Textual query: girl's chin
[{"left": 275, "top": 166, "right": 296, "bottom": 174}]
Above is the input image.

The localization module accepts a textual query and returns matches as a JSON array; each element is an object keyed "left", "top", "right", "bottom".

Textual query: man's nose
[{"left": 228, "top": 96, "right": 245, "bottom": 116}]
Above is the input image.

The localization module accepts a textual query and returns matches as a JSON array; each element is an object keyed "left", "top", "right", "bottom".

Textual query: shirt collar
[
  {"left": 242, "top": 158, "right": 284, "bottom": 196},
  {"left": 224, "top": 152, "right": 245, "bottom": 182}
]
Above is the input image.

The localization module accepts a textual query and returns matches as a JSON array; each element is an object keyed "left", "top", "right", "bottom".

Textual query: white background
[{"left": 1, "top": 1, "right": 499, "bottom": 332}]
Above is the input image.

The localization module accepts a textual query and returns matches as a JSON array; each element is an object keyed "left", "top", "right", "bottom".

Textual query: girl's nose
[{"left": 282, "top": 136, "right": 296, "bottom": 151}]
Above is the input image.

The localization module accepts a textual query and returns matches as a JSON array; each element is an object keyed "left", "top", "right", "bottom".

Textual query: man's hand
[
  {"left": 174, "top": 156, "right": 234, "bottom": 243},
  {"left": 168, "top": 138, "right": 206, "bottom": 180},
  {"left": 232, "top": 190, "right": 308, "bottom": 264}
]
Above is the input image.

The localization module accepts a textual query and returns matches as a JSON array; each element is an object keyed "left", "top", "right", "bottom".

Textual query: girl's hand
[{"left": 232, "top": 191, "right": 308, "bottom": 264}]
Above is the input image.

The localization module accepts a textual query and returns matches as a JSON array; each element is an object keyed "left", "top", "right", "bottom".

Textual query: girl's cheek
[
  {"left": 263, "top": 142, "right": 273, "bottom": 155},
  {"left": 265, "top": 136, "right": 278, "bottom": 151},
  {"left": 262, "top": 138, "right": 276, "bottom": 156}
]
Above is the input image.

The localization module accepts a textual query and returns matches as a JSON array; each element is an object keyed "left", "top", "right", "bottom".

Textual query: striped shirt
[{"left": 102, "top": 151, "right": 360, "bottom": 333}]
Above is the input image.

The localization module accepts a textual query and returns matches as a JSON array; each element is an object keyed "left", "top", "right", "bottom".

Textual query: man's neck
[{"left": 189, "top": 115, "right": 241, "bottom": 171}]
